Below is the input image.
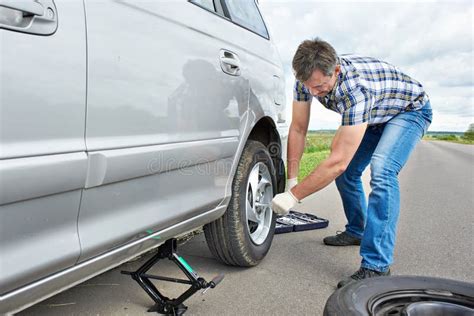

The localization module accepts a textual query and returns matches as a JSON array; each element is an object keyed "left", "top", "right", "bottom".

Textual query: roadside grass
[
  {"left": 299, "top": 150, "right": 331, "bottom": 181},
  {"left": 423, "top": 134, "right": 474, "bottom": 145},
  {"left": 298, "top": 132, "right": 334, "bottom": 181}
]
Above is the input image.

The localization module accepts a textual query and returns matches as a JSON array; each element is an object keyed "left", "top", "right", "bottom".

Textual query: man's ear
[{"left": 334, "top": 64, "right": 341, "bottom": 76}]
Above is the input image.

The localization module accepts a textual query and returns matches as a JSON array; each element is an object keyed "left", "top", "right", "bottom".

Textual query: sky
[{"left": 259, "top": 0, "right": 473, "bottom": 132}]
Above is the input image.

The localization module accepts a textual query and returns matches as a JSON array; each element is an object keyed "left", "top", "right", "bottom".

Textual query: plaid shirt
[{"left": 293, "top": 54, "right": 429, "bottom": 126}]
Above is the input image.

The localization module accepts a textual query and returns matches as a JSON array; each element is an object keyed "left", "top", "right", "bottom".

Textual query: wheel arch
[{"left": 247, "top": 116, "right": 286, "bottom": 194}]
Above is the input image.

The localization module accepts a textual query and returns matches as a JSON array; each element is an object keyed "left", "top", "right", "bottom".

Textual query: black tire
[
  {"left": 204, "top": 140, "right": 277, "bottom": 266},
  {"left": 324, "top": 276, "right": 474, "bottom": 316}
]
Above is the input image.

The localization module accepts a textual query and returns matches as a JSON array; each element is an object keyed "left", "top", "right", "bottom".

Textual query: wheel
[
  {"left": 324, "top": 276, "right": 474, "bottom": 316},
  {"left": 204, "top": 140, "right": 277, "bottom": 266}
]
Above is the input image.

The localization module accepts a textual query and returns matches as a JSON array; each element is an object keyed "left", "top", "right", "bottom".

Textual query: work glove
[
  {"left": 286, "top": 177, "right": 298, "bottom": 191},
  {"left": 271, "top": 190, "right": 300, "bottom": 216}
]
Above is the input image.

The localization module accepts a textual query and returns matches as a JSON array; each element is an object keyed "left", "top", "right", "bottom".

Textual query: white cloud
[{"left": 259, "top": 0, "right": 474, "bottom": 131}]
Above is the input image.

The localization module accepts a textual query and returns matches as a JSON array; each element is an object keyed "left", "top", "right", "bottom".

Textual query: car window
[
  {"left": 223, "top": 0, "right": 269, "bottom": 39},
  {"left": 190, "top": 0, "right": 216, "bottom": 12}
]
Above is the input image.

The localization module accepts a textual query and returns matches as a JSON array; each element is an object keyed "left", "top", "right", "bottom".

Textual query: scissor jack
[{"left": 121, "top": 238, "right": 224, "bottom": 315}]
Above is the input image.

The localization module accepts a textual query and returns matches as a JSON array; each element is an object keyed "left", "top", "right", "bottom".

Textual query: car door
[
  {"left": 220, "top": 0, "right": 286, "bottom": 125},
  {"left": 77, "top": 0, "right": 249, "bottom": 261},
  {"left": 0, "top": 0, "right": 87, "bottom": 294}
]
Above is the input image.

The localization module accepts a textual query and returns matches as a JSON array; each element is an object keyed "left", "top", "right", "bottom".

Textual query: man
[{"left": 271, "top": 38, "right": 432, "bottom": 288}]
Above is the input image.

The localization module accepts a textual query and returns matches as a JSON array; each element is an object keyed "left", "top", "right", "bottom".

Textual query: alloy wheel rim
[{"left": 245, "top": 162, "right": 273, "bottom": 245}]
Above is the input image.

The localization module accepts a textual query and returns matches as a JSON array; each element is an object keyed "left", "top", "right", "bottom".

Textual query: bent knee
[
  {"left": 336, "top": 170, "right": 362, "bottom": 189},
  {"left": 370, "top": 154, "right": 402, "bottom": 178}
]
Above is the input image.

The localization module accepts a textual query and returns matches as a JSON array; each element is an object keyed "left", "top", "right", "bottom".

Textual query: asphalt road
[{"left": 19, "top": 140, "right": 474, "bottom": 316}]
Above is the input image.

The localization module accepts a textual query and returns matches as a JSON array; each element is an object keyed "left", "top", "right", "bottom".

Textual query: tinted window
[
  {"left": 190, "top": 0, "right": 216, "bottom": 12},
  {"left": 223, "top": 0, "right": 269, "bottom": 38}
]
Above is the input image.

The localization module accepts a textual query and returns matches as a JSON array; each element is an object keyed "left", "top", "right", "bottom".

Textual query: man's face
[{"left": 303, "top": 65, "right": 340, "bottom": 97}]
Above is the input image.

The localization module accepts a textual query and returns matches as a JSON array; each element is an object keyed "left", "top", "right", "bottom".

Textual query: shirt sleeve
[
  {"left": 293, "top": 80, "right": 312, "bottom": 103},
  {"left": 340, "top": 87, "right": 373, "bottom": 126}
]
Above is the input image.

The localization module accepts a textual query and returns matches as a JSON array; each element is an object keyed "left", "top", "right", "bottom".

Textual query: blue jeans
[{"left": 335, "top": 102, "right": 433, "bottom": 272}]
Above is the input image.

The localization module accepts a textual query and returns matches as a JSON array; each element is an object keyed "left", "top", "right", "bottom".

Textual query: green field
[
  {"left": 297, "top": 130, "right": 473, "bottom": 180},
  {"left": 423, "top": 134, "right": 474, "bottom": 145},
  {"left": 298, "top": 132, "right": 334, "bottom": 181}
]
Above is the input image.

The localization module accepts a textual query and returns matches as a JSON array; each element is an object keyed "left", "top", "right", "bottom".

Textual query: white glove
[
  {"left": 271, "top": 190, "right": 300, "bottom": 216},
  {"left": 286, "top": 177, "right": 298, "bottom": 191}
]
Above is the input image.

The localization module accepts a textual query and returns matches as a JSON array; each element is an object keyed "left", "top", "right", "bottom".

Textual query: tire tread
[{"left": 204, "top": 140, "right": 276, "bottom": 267}]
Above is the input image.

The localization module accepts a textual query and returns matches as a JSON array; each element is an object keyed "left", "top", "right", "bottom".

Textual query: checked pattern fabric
[{"left": 293, "top": 54, "right": 429, "bottom": 126}]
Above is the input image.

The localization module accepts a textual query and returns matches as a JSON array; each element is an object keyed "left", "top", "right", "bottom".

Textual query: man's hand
[
  {"left": 271, "top": 190, "right": 300, "bottom": 216},
  {"left": 286, "top": 177, "right": 298, "bottom": 191}
]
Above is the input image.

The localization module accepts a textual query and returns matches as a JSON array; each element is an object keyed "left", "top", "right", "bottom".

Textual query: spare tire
[{"left": 324, "top": 276, "right": 474, "bottom": 316}]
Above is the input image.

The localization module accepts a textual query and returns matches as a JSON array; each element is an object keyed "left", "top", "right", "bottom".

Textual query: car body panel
[
  {"left": 0, "top": 204, "right": 227, "bottom": 314},
  {"left": 84, "top": 1, "right": 248, "bottom": 152},
  {"left": 0, "top": 153, "right": 87, "bottom": 205},
  {"left": 84, "top": 137, "right": 238, "bottom": 188},
  {"left": 0, "top": 190, "right": 83, "bottom": 294},
  {"left": 0, "top": 0, "right": 287, "bottom": 313},
  {"left": 0, "top": 1, "right": 86, "bottom": 159},
  {"left": 77, "top": 156, "right": 233, "bottom": 261},
  {"left": 78, "top": 0, "right": 248, "bottom": 261},
  {"left": 0, "top": 0, "right": 87, "bottom": 296}
]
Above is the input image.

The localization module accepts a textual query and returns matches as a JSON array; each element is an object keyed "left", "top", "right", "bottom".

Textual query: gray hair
[{"left": 292, "top": 38, "right": 338, "bottom": 82}]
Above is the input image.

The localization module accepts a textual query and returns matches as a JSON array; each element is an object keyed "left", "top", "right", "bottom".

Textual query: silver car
[{"left": 0, "top": 0, "right": 287, "bottom": 313}]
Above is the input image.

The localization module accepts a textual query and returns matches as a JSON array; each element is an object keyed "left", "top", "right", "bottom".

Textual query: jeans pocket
[
  {"left": 420, "top": 109, "right": 432, "bottom": 135},
  {"left": 417, "top": 101, "right": 433, "bottom": 136},
  {"left": 422, "top": 101, "right": 433, "bottom": 119}
]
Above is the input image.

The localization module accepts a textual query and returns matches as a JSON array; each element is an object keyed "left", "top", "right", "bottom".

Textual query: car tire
[
  {"left": 324, "top": 276, "right": 474, "bottom": 316},
  {"left": 204, "top": 140, "right": 277, "bottom": 267}
]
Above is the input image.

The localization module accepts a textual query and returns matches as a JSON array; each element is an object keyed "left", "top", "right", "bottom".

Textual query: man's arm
[
  {"left": 290, "top": 123, "right": 368, "bottom": 201},
  {"left": 287, "top": 100, "right": 311, "bottom": 179}
]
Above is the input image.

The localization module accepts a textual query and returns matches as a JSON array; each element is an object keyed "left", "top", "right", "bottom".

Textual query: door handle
[
  {"left": 0, "top": 0, "right": 58, "bottom": 35},
  {"left": 219, "top": 49, "right": 241, "bottom": 76},
  {"left": 0, "top": 0, "right": 44, "bottom": 16},
  {"left": 220, "top": 57, "right": 240, "bottom": 68}
]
